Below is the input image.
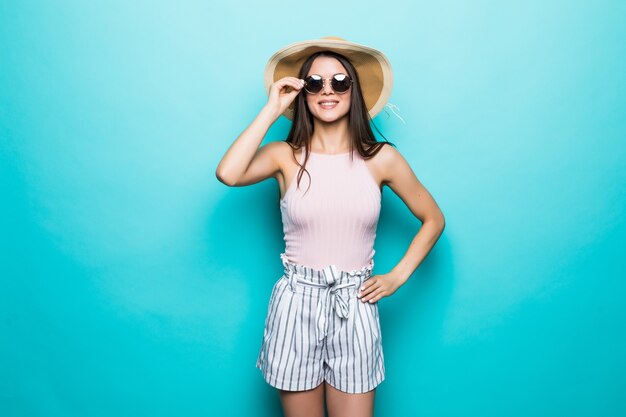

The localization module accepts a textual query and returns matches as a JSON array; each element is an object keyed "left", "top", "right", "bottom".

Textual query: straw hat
[{"left": 264, "top": 36, "right": 396, "bottom": 121}]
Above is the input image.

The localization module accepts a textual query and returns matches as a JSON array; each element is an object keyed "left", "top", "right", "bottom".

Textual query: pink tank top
[{"left": 280, "top": 146, "right": 382, "bottom": 272}]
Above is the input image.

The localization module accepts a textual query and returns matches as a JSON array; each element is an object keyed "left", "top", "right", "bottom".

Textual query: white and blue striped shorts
[{"left": 255, "top": 253, "right": 385, "bottom": 394}]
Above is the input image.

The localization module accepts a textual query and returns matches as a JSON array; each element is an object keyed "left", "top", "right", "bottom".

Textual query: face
[{"left": 304, "top": 56, "right": 352, "bottom": 123}]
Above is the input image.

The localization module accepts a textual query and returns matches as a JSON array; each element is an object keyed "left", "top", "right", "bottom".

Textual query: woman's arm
[
  {"left": 215, "top": 76, "right": 304, "bottom": 187},
  {"left": 386, "top": 148, "right": 445, "bottom": 283},
  {"left": 215, "top": 105, "right": 281, "bottom": 187},
  {"left": 359, "top": 145, "right": 446, "bottom": 303}
]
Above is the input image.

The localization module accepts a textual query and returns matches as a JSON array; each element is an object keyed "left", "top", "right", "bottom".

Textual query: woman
[{"left": 216, "top": 37, "right": 445, "bottom": 417}]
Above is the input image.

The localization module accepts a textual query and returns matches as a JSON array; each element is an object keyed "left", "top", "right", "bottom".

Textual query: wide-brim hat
[{"left": 264, "top": 36, "right": 394, "bottom": 121}]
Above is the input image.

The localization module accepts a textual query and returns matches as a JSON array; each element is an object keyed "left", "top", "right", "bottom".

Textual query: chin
[
  {"left": 316, "top": 114, "right": 345, "bottom": 123},
  {"left": 313, "top": 108, "right": 349, "bottom": 122}
]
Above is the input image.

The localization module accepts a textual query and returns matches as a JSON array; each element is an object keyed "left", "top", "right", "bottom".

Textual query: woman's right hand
[{"left": 265, "top": 76, "right": 305, "bottom": 118}]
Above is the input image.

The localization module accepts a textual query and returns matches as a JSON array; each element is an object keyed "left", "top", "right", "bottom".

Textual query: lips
[{"left": 319, "top": 100, "right": 339, "bottom": 110}]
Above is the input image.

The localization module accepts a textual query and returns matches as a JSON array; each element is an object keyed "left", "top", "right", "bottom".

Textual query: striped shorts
[{"left": 255, "top": 252, "right": 385, "bottom": 394}]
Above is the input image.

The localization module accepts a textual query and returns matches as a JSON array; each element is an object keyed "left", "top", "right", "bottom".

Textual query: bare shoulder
[
  {"left": 372, "top": 144, "right": 444, "bottom": 225},
  {"left": 266, "top": 141, "right": 302, "bottom": 183},
  {"left": 271, "top": 141, "right": 302, "bottom": 167},
  {"left": 273, "top": 140, "right": 297, "bottom": 156},
  {"left": 261, "top": 140, "right": 290, "bottom": 158},
  {"left": 258, "top": 141, "right": 293, "bottom": 169},
  {"left": 373, "top": 142, "right": 402, "bottom": 162},
  {"left": 366, "top": 143, "right": 408, "bottom": 186}
]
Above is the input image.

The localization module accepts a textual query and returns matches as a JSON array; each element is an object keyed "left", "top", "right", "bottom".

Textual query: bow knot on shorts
[
  {"left": 256, "top": 253, "right": 385, "bottom": 394},
  {"left": 285, "top": 261, "right": 364, "bottom": 345}
]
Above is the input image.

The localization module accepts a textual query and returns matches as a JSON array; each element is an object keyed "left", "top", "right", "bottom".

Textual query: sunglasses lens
[
  {"left": 304, "top": 74, "right": 352, "bottom": 94},
  {"left": 331, "top": 74, "right": 352, "bottom": 93},
  {"left": 304, "top": 75, "right": 323, "bottom": 94}
]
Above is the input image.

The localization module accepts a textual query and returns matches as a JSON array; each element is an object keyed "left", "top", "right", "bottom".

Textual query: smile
[{"left": 319, "top": 101, "right": 339, "bottom": 110}]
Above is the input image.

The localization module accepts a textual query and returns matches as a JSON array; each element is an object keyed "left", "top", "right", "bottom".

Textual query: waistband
[
  {"left": 279, "top": 252, "right": 375, "bottom": 345},
  {"left": 280, "top": 252, "right": 375, "bottom": 286}
]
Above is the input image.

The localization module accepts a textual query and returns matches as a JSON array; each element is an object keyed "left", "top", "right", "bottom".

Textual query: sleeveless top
[{"left": 280, "top": 146, "right": 382, "bottom": 272}]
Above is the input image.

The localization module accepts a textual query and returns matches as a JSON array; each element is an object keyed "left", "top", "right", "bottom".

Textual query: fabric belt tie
[
  {"left": 283, "top": 263, "right": 359, "bottom": 346},
  {"left": 315, "top": 264, "right": 357, "bottom": 345}
]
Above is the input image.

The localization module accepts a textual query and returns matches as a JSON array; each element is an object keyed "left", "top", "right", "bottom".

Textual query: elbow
[
  {"left": 437, "top": 215, "right": 446, "bottom": 233},
  {"left": 215, "top": 168, "right": 237, "bottom": 187},
  {"left": 428, "top": 213, "right": 445, "bottom": 233}
]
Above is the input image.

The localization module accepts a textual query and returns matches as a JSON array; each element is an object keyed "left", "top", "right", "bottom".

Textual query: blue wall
[{"left": 1, "top": 1, "right": 624, "bottom": 416}]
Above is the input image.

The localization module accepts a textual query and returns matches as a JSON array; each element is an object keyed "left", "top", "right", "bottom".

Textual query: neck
[{"left": 311, "top": 117, "right": 351, "bottom": 152}]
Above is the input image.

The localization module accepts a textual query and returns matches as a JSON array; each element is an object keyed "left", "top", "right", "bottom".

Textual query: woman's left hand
[{"left": 357, "top": 272, "right": 405, "bottom": 303}]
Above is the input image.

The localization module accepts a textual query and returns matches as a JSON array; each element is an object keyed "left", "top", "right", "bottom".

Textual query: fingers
[
  {"left": 284, "top": 77, "right": 305, "bottom": 89},
  {"left": 357, "top": 277, "right": 386, "bottom": 303},
  {"left": 274, "top": 77, "right": 305, "bottom": 94},
  {"left": 266, "top": 77, "right": 305, "bottom": 115}
]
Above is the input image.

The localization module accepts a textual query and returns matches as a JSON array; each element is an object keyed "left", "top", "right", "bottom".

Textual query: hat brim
[{"left": 264, "top": 38, "right": 393, "bottom": 121}]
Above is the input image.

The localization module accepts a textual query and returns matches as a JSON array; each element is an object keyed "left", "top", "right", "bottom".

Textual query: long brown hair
[{"left": 282, "top": 50, "right": 396, "bottom": 202}]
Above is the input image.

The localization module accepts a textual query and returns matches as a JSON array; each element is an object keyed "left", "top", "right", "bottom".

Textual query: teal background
[{"left": 1, "top": 1, "right": 625, "bottom": 416}]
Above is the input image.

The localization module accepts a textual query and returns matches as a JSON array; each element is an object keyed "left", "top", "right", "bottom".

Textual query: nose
[{"left": 321, "top": 80, "right": 334, "bottom": 95}]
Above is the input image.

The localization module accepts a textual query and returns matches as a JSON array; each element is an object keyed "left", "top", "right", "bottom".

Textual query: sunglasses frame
[{"left": 303, "top": 73, "right": 353, "bottom": 95}]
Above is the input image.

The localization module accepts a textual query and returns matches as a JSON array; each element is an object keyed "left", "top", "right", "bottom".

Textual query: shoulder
[
  {"left": 262, "top": 140, "right": 290, "bottom": 155},
  {"left": 262, "top": 141, "right": 302, "bottom": 181},
  {"left": 260, "top": 141, "right": 296, "bottom": 163},
  {"left": 372, "top": 143, "right": 402, "bottom": 163},
  {"left": 368, "top": 143, "right": 409, "bottom": 184},
  {"left": 270, "top": 141, "right": 302, "bottom": 164}
]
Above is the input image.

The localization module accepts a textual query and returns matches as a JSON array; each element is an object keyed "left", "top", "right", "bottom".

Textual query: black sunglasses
[{"left": 303, "top": 73, "right": 353, "bottom": 94}]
